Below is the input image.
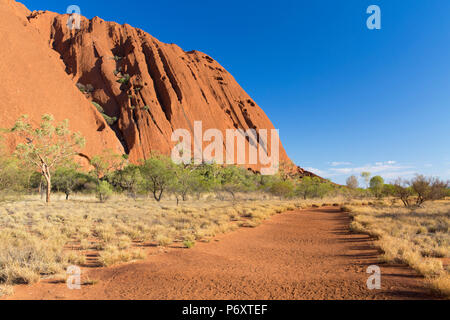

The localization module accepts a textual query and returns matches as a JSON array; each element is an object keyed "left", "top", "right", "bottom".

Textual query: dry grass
[
  {"left": 348, "top": 199, "right": 450, "bottom": 298},
  {"left": 4, "top": 193, "right": 447, "bottom": 298},
  {"left": 0, "top": 194, "right": 313, "bottom": 291}
]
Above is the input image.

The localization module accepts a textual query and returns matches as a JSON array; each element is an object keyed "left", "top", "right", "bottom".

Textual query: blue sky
[{"left": 21, "top": 0, "right": 450, "bottom": 184}]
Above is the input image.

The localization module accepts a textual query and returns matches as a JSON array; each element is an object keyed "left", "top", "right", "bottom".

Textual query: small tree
[
  {"left": 140, "top": 154, "right": 176, "bottom": 201},
  {"left": 172, "top": 164, "right": 203, "bottom": 203},
  {"left": 270, "top": 179, "right": 294, "bottom": 199},
  {"left": 110, "top": 164, "right": 143, "bottom": 199},
  {"left": 393, "top": 178, "right": 414, "bottom": 207},
  {"left": 0, "top": 141, "right": 31, "bottom": 195},
  {"left": 97, "top": 180, "right": 113, "bottom": 202},
  {"left": 189, "top": 163, "right": 221, "bottom": 199},
  {"left": 90, "top": 149, "right": 125, "bottom": 181},
  {"left": 369, "top": 175, "right": 384, "bottom": 198},
  {"left": 346, "top": 175, "right": 359, "bottom": 189},
  {"left": 382, "top": 183, "right": 396, "bottom": 198},
  {"left": 295, "top": 176, "right": 328, "bottom": 199},
  {"left": 52, "top": 163, "right": 83, "bottom": 200},
  {"left": 10, "top": 114, "right": 85, "bottom": 203},
  {"left": 361, "top": 172, "right": 371, "bottom": 189},
  {"left": 218, "top": 166, "right": 255, "bottom": 200},
  {"left": 410, "top": 175, "right": 449, "bottom": 207}
]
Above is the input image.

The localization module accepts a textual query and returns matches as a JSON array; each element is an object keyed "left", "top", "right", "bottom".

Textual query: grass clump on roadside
[{"left": 349, "top": 200, "right": 450, "bottom": 297}]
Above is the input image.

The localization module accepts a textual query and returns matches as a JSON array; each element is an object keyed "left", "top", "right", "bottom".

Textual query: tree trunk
[
  {"left": 42, "top": 165, "right": 51, "bottom": 204},
  {"left": 45, "top": 176, "right": 51, "bottom": 203}
]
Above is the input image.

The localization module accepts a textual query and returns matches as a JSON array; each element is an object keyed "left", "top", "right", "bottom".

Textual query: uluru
[{"left": 0, "top": 0, "right": 316, "bottom": 175}]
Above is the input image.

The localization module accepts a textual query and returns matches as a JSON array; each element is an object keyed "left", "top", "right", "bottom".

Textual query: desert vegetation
[
  {"left": 348, "top": 198, "right": 450, "bottom": 297},
  {"left": 0, "top": 115, "right": 449, "bottom": 298}
]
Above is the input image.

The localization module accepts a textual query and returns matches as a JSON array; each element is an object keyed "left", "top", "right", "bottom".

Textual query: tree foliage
[
  {"left": 10, "top": 114, "right": 85, "bottom": 203},
  {"left": 140, "top": 154, "right": 176, "bottom": 202},
  {"left": 346, "top": 175, "right": 359, "bottom": 189},
  {"left": 369, "top": 175, "right": 384, "bottom": 198}
]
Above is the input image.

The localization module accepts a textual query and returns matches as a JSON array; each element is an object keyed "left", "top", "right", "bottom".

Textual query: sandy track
[{"left": 7, "top": 207, "right": 435, "bottom": 300}]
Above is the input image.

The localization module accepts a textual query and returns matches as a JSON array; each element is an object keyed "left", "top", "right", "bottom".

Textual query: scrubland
[
  {"left": 348, "top": 199, "right": 450, "bottom": 298},
  {"left": 0, "top": 193, "right": 311, "bottom": 295},
  {"left": 1, "top": 193, "right": 449, "bottom": 299}
]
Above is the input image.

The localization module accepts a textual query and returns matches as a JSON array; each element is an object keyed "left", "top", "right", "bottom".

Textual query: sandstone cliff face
[
  {"left": 0, "top": 0, "right": 124, "bottom": 163},
  {"left": 24, "top": 9, "right": 294, "bottom": 171},
  {"left": 1, "top": 0, "right": 318, "bottom": 176}
]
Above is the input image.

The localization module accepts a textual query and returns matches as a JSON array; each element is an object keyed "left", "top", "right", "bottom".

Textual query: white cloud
[
  {"left": 329, "top": 162, "right": 412, "bottom": 176},
  {"left": 304, "top": 167, "right": 326, "bottom": 176},
  {"left": 329, "top": 161, "right": 352, "bottom": 167},
  {"left": 318, "top": 161, "right": 418, "bottom": 183},
  {"left": 313, "top": 160, "right": 448, "bottom": 184}
]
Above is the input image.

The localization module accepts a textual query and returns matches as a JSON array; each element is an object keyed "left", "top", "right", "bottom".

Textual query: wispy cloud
[
  {"left": 304, "top": 167, "right": 326, "bottom": 176},
  {"left": 312, "top": 161, "right": 419, "bottom": 183},
  {"left": 329, "top": 161, "right": 411, "bottom": 176},
  {"left": 329, "top": 161, "right": 352, "bottom": 167}
]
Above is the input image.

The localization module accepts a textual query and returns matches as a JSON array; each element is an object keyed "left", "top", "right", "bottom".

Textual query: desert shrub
[
  {"left": 0, "top": 235, "right": 67, "bottom": 285},
  {"left": 117, "top": 74, "right": 131, "bottom": 85},
  {"left": 350, "top": 202, "right": 450, "bottom": 296},
  {"left": 92, "top": 102, "right": 117, "bottom": 125},
  {"left": 411, "top": 175, "right": 449, "bottom": 207},
  {"left": 96, "top": 181, "right": 113, "bottom": 202},
  {"left": 295, "top": 177, "right": 335, "bottom": 199},
  {"left": 52, "top": 164, "right": 89, "bottom": 200},
  {"left": 0, "top": 151, "right": 31, "bottom": 196},
  {"left": 98, "top": 246, "right": 144, "bottom": 267},
  {"left": 92, "top": 101, "right": 104, "bottom": 113},
  {"left": 0, "top": 285, "right": 13, "bottom": 297},
  {"left": 102, "top": 114, "right": 118, "bottom": 126},
  {"left": 156, "top": 234, "right": 173, "bottom": 247},
  {"left": 76, "top": 83, "right": 86, "bottom": 92},
  {"left": 183, "top": 240, "right": 195, "bottom": 249},
  {"left": 269, "top": 180, "right": 294, "bottom": 199}
]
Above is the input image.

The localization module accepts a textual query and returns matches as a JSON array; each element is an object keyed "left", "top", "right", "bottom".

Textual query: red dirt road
[{"left": 7, "top": 208, "right": 435, "bottom": 300}]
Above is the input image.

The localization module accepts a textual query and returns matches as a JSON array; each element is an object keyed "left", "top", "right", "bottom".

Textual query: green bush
[
  {"left": 117, "top": 74, "right": 131, "bottom": 85},
  {"left": 92, "top": 102, "right": 104, "bottom": 113},
  {"left": 92, "top": 102, "right": 117, "bottom": 125},
  {"left": 96, "top": 181, "right": 113, "bottom": 203},
  {"left": 370, "top": 176, "right": 384, "bottom": 198},
  {"left": 183, "top": 240, "right": 195, "bottom": 249}
]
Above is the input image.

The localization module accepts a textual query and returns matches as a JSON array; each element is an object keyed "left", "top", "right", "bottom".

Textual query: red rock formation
[
  {"left": 24, "top": 9, "right": 293, "bottom": 171},
  {"left": 0, "top": 0, "right": 124, "bottom": 163},
  {"left": 1, "top": 0, "right": 318, "bottom": 176}
]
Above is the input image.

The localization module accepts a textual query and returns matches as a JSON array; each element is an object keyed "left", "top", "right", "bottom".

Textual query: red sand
[{"left": 6, "top": 208, "right": 435, "bottom": 300}]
